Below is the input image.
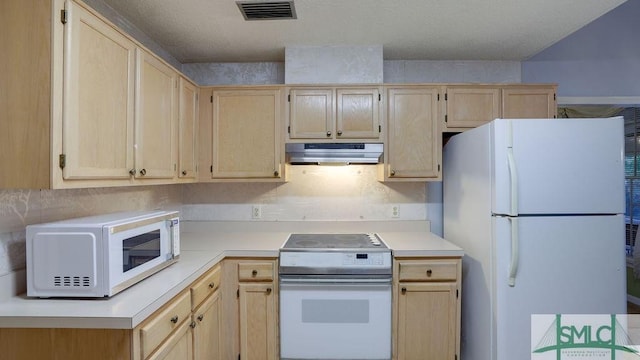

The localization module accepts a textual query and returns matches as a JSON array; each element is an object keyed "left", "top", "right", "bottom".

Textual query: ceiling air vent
[{"left": 236, "top": 1, "right": 297, "bottom": 20}]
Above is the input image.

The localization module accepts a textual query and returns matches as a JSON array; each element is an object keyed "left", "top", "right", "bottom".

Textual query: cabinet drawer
[
  {"left": 238, "top": 262, "right": 275, "bottom": 281},
  {"left": 398, "top": 260, "right": 458, "bottom": 281},
  {"left": 191, "top": 264, "right": 221, "bottom": 310},
  {"left": 140, "top": 291, "right": 191, "bottom": 359}
]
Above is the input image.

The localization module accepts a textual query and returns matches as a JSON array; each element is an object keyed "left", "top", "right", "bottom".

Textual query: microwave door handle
[{"left": 167, "top": 220, "right": 177, "bottom": 259}]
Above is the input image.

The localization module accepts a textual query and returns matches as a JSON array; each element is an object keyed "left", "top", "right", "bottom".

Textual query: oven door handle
[{"left": 279, "top": 276, "right": 392, "bottom": 285}]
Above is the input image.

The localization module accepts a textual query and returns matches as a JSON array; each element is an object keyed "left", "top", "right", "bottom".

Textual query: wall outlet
[
  {"left": 252, "top": 205, "right": 262, "bottom": 219},
  {"left": 391, "top": 205, "right": 400, "bottom": 218}
]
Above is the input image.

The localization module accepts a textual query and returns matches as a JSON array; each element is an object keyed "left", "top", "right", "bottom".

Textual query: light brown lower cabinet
[
  {"left": 193, "top": 290, "right": 221, "bottom": 360},
  {"left": 393, "top": 258, "right": 462, "bottom": 360}
]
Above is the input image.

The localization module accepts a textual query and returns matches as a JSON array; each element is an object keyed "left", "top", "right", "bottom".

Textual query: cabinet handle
[
  {"left": 139, "top": 168, "right": 147, "bottom": 176},
  {"left": 182, "top": 170, "right": 187, "bottom": 176},
  {"left": 326, "top": 131, "right": 332, "bottom": 137},
  {"left": 266, "top": 288, "right": 272, "bottom": 295},
  {"left": 170, "top": 315, "right": 179, "bottom": 324},
  {"left": 426, "top": 269, "right": 433, "bottom": 277},
  {"left": 252, "top": 270, "right": 258, "bottom": 277},
  {"left": 401, "top": 287, "right": 407, "bottom": 294},
  {"left": 337, "top": 130, "right": 343, "bottom": 136},
  {"left": 390, "top": 170, "right": 396, "bottom": 176},
  {"left": 208, "top": 282, "right": 215, "bottom": 289},
  {"left": 197, "top": 314, "right": 204, "bottom": 322},
  {"left": 190, "top": 321, "right": 196, "bottom": 328},
  {"left": 129, "top": 169, "right": 136, "bottom": 176}
]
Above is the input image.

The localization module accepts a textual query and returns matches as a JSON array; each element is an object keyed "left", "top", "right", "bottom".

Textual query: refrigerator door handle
[
  {"left": 506, "top": 121, "right": 518, "bottom": 216},
  {"left": 508, "top": 217, "right": 519, "bottom": 287}
]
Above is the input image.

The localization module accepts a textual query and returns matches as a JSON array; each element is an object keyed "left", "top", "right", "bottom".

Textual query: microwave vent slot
[{"left": 54, "top": 275, "right": 91, "bottom": 287}]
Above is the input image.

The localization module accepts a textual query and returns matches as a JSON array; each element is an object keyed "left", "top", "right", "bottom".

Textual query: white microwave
[{"left": 26, "top": 210, "right": 180, "bottom": 298}]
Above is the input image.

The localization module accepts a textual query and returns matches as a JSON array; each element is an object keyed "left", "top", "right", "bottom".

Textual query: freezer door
[
  {"left": 493, "top": 215, "right": 626, "bottom": 360},
  {"left": 492, "top": 118, "right": 624, "bottom": 215}
]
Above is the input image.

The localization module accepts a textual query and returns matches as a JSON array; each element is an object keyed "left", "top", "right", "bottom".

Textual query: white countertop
[{"left": 0, "top": 221, "right": 462, "bottom": 329}]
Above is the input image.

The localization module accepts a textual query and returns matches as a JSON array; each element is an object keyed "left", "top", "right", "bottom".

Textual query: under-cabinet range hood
[{"left": 285, "top": 143, "right": 383, "bottom": 165}]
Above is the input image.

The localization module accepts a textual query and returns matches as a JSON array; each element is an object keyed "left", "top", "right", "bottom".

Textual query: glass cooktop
[{"left": 281, "top": 233, "right": 388, "bottom": 250}]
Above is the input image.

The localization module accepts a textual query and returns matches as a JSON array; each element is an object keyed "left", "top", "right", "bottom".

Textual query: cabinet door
[
  {"left": 63, "top": 0, "right": 135, "bottom": 179},
  {"left": 444, "top": 86, "right": 500, "bottom": 130},
  {"left": 336, "top": 88, "right": 381, "bottom": 139},
  {"left": 134, "top": 49, "right": 177, "bottom": 179},
  {"left": 386, "top": 87, "right": 440, "bottom": 180},
  {"left": 239, "top": 283, "right": 277, "bottom": 360},
  {"left": 288, "top": 88, "right": 334, "bottom": 139},
  {"left": 147, "top": 319, "right": 194, "bottom": 360},
  {"left": 396, "top": 283, "right": 457, "bottom": 360},
  {"left": 178, "top": 77, "right": 198, "bottom": 180},
  {"left": 212, "top": 89, "right": 282, "bottom": 179},
  {"left": 502, "top": 86, "right": 557, "bottom": 119},
  {"left": 193, "top": 291, "right": 221, "bottom": 360}
]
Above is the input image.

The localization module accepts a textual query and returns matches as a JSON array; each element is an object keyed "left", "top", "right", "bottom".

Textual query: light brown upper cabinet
[
  {"left": 502, "top": 85, "right": 557, "bottom": 119},
  {"left": 381, "top": 86, "right": 441, "bottom": 181},
  {"left": 178, "top": 77, "right": 199, "bottom": 181},
  {"left": 134, "top": 49, "right": 178, "bottom": 180},
  {"left": 200, "top": 87, "right": 284, "bottom": 181},
  {"left": 442, "top": 86, "right": 501, "bottom": 132},
  {"left": 287, "top": 86, "right": 383, "bottom": 141},
  {"left": 1, "top": 0, "right": 196, "bottom": 189},
  {"left": 61, "top": 0, "right": 137, "bottom": 182}
]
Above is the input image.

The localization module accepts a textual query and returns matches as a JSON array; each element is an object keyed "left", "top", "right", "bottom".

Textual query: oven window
[
  {"left": 122, "top": 230, "right": 161, "bottom": 272},
  {"left": 302, "top": 299, "right": 369, "bottom": 323}
]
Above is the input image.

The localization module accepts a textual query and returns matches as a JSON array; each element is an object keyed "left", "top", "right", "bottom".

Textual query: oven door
[{"left": 279, "top": 275, "right": 392, "bottom": 360}]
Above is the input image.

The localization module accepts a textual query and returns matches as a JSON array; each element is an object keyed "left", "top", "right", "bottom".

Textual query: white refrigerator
[{"left": 443, "top": 117, "right": 627, "bottom": 360}]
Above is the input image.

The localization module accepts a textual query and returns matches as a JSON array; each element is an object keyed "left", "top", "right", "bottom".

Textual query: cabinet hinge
[
  {"left": 455, "top": 355, "right": 458, "bottom": 360},
  {"left": 554, "top": 93, "right": 556, "bottom": 101},
  {"left": 61, "top": 9, "right": 67, "bottom": 24},
  {"left": 288, "top": 94, "right": 291, "bottom": 102},
  {"left": 437, "top": 93, "right": 440, "bottom": 101},
  {"left": 378, "top": 93, "right": 381, "bottom": 101},
  {"left": 238, "top": 354, "right": 241, "bottom": 360},
  {"left": 438, "top": 164, "right": 441, "bottom": 172},
  {"left": 237, "top": 288, "right": 240, "bottom": 298},
  {"left": 378, "top": 125, "right": 381, "bottom": 133},
  {"left": 456, "top": 289, "right": 459, "bottom": 298},
  {"left": 210, "top": 165, "right": 213, "bottom": 173},
  {"left": 445, "top": 93, "right": 448, "bottom": 101},
  {"left": 210, "top": 95, "right": 213, "bottom": 103},
  {"left": 59, "top": 154, "right": 66, "bottom": 169},
  {"left": 445, "top": 114, "right": 448, "bottom": 123},
  {"left": 287, "top": 125, "right": 291, "bottom": 134}
]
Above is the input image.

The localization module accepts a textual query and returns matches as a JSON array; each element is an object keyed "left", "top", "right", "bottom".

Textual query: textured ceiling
[{"left": 99, "top": 0, "right": 627, "bottom": 63}]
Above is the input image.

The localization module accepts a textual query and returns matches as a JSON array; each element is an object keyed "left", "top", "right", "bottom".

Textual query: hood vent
[
  {"left": 286, "top": 143, "right": 383, "bottom": 165},
  {"left": 236, "top": 1, "right": 297, "bottom": 20}
]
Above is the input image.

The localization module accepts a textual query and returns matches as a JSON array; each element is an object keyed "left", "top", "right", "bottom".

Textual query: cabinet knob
[
  {"left": 208, "top": 282, "right": 215, "bottom": 289},
  {"left": 170, "top": 315, "right": 179, "bottom": 324},
  {"left": 252, "top": 270, "right": 258, "bottom": 277},
  {"left": 266, "top": 288, "right": 272, "bottom": 295},
  {"left": 190, "top": 321, "right": 197, "bottom": 328},
  {"left": 337, "top": 130, "right": 343, "bottom": 136},
  {"left": 401, "top": 287, "right": 407, "bottom": 294},
  {"left": 197, "top": 314, "right": 204, "bottom": 322},
  {"left": 426, "top": 269, "right": 433, "bottom": 277},
  {"left": 326, "top": 131, "right": 332, "bottom": 137},
  {"left": 139, "top": 168, "right": 147, "bottom": 176},
  {"left": 390, "top": 170, "right": 396, "bottom": 176},
  {"left": 182, "top": 170, "right": 187, "bottom": 176},
  {"left": 129, "top": 169, "right": 136, "bottom": 176},
  {"left": 274, "top": 170, "right": 279, "bottom": 177}
]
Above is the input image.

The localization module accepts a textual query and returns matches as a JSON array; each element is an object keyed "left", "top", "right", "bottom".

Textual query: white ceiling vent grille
[{"left": 236, "top": 1, "right": 297, "bottom": 20}]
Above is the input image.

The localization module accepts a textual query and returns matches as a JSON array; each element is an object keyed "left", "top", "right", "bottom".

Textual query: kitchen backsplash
[{"left": 181, "top": 165, "right": 426, "bottom": 221}]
